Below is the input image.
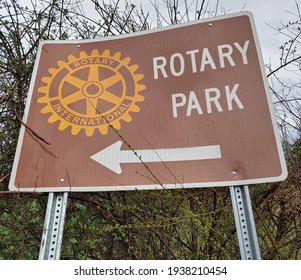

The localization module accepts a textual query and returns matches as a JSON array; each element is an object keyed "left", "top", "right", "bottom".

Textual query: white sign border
[{"left": 9, "top": 11, "right": 288, "bottom": 192}]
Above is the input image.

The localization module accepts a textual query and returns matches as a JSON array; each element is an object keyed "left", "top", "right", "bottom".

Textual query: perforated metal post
[
  {"left": 39, "top": 192, "right": 68, "bottom": 260},
  {"left": 230, "top": 185, "right": 261, "bottom": 260}
]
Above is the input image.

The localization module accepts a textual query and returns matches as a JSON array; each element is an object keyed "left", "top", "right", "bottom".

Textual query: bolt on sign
[{"left": 9, "top": 12, "right": 287, "bottom": 192}]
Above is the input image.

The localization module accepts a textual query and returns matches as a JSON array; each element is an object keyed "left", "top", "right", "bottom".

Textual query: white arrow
[{"left": 90, "top": 141, "right": 221, "bottom": 174}]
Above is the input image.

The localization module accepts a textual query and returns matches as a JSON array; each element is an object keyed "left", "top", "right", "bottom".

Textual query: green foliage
[
  {"left": 60, "top": 189, "right": 238, "bottom": 259},
  {"left": 0, "top": 195, "right": 45, "bottom": 259}
]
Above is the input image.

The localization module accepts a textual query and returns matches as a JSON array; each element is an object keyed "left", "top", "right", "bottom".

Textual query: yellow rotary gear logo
[{"left": 38, "top": 49, "right": 146, "bottom": 136}]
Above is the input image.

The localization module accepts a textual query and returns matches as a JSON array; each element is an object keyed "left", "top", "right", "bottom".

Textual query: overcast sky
[
  {"left": 21, "top": 0, "right": 299, "bottom": 70},
  {"left": 216, "top": 0, "right": 299, "bottom": 67},
  {"left": 20, "top": 0, "right": 299, "bottom": 64},
  {"left": 118, "top": 0, "right": 299, "bottom": 70}
]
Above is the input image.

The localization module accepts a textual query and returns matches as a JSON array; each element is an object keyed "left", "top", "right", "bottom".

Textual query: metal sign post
[
  {"left": 39, "top": 192, "right": 68, "bottom": 260},
  {"left": 230, "top": 185, "right": 261, "bottom": 260},
  {"left": 38, "top": 186, "right": 262, "bottom": 260}
]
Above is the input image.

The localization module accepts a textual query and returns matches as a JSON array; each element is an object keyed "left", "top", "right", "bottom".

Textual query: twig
[{"left": 16, "top": 114, "right": 50, "bottom": 145}]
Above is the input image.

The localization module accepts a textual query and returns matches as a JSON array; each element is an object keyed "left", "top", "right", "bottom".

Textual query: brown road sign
[{"left": 9, "top": 12, "right": 287, "bottom": 192}]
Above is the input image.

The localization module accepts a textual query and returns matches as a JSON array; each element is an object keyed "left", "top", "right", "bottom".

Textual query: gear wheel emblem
[{"left": 38, "top": 49, "right": 146, "bottom": 136}]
